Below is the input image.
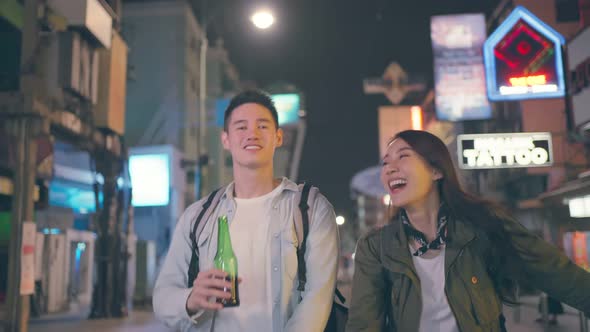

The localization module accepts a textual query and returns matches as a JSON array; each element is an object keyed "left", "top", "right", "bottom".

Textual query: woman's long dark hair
[{"left": 393, "top": 130, "right": 523, "bottom": 304}]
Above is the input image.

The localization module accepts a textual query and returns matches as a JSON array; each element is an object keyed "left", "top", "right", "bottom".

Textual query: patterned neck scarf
[{"left": 401, "top": 204, "right": 449, "bottom": 257}]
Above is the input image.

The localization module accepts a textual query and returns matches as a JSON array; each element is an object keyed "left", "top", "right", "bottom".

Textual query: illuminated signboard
[
  {"left": 431, "top": 14, "right": 492, "bottom": 121},
  {"left": 272, "top": 94, "right": 301, "bottom": 126},
  {"left": 563, "top": 232, "right": 590, "bottom": 271},
  {"left": 48, "top": 180, "right": 100, "bottom": 214},
  {"left": 129, "top": 154, "right": 170, "bottom": 207},
  {"left": 568, "top": 27, "right": 590, "bottom": 132},
  {"left": 457, "top": 132, "right": 553, "bottom": 169},
  {"left": 215, "top": 93, "right": 301, "bottom": 127},
  {"left": 568, "top": 196, "right": 590, "bottom": 218},
  {"left": 483, "top": 6, "right": 566, "bottom": 101}
]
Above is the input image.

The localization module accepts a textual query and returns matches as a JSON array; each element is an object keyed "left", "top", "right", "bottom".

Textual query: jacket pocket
[
  {"left": 388, "top": 274, "right": 403, "bottom": 306},
  {"left": 383, "top": 266, "right": 417, "bottom": 309},
  {"left": 383, "top": 269, "right": 424, "bottom": 332},
  {"left": 460, "top": 268, "right": 501, "bottom": 325}
]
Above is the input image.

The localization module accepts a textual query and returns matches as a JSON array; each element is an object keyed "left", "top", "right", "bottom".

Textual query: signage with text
[
  {"left": 567, "top": 26, "right": 590, "bottom": 132},
  {"left": 483, "top": 6, "right": 566, "bottom": 101},
  {"left": 457, "top": 132, "right": 553, "bottom": 169},
  {"left": 20, "top": 222, "right": 36, "bottom": 295},
  {"left": 431, "top": 14, "right": 491, "bottom": 121}
]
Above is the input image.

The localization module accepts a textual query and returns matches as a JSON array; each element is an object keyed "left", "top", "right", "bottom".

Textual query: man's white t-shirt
[
  {"left": 412, "top": 247, "right": 460, "bottom": 332},
  {"left": 215, "top": 183, "right": 283, "bottom": 331}
]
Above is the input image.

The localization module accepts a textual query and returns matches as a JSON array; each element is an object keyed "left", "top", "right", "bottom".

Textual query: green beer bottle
[{"left": 214, "top": 215, "right": 240, "bottom": 307}]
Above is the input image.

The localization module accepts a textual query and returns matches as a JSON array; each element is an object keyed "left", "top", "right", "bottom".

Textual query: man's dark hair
[{"left": 223, "top": 90, "right": 279, "bottom": 131}]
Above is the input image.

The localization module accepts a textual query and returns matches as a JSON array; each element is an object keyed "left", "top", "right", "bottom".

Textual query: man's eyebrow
[
  {"left": 231, "top": 118, "right": 272, "bottom": 125},
  {"left": 231, "top": 119, "right": 247, "bottom": 125}
]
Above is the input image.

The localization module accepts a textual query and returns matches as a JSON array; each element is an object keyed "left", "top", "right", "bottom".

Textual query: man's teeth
[{"left": 245, "top": 145, "right": 261, "bottom": 150}]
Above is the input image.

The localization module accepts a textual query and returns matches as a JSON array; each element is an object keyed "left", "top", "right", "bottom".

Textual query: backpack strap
[
  {"left": 295, "top": 182, "right": 313, "bottom": 292},
  {"left": 294, "top": 183, "right": 347, "bottom": 304},
  {"left": 187, "top": 187, "right": 224, "bottom": 287}
]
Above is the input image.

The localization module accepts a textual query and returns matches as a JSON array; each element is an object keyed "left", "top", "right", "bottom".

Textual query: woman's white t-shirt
[{"left": 411, "top": 247, "right": 460, "bottom": 332}]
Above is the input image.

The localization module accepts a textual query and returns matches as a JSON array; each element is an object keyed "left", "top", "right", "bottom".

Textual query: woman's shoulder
[{"left": 358, "top": 222, "right": 398, "bottom": 246}]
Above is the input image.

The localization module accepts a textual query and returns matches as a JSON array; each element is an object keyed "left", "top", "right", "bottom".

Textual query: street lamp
[
  {"left": 251, "top": 9, "right": 275, "bottom": 29},
  {"left": 336, "top": 215, "right": 345, "bottom": 226},
  {"left": 382, "top": 194, "right": 391, "bottom": 206}
]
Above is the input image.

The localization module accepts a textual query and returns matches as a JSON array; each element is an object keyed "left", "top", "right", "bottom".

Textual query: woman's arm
[{"left": 504, "top": 218, "right": 590, "bottom": 316}]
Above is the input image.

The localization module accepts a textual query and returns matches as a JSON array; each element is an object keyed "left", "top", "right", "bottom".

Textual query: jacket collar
[
  {"left": 221, "top": 176, "right": 299, "bottom": 201},
  {"left": 381, "top": 212, "right": 477, "bottom": 272},
  {"left": 382, "top": 215, "right": 413, "bottom": 267}
]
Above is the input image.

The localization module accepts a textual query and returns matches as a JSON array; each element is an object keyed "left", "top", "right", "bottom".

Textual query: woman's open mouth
[{"left": 388, "top": 179, "right": 407, "bottom": 193}]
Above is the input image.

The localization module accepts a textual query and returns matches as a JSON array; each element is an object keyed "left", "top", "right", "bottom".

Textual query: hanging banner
[
  {"left": 431, "top": 13, "right": 491, "bottom": 121},
  {"left": 21, "top": 221, "right": 36, "bottom": 295}
]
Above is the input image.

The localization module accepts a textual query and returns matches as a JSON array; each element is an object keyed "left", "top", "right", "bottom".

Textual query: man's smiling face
[{"left": 222, "top": 102, "right": 283, "bottom": 170}]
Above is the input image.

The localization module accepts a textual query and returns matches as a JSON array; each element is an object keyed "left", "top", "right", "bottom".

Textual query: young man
[{"left": 153, "top": 90, "right": 339, "bottom": 331}]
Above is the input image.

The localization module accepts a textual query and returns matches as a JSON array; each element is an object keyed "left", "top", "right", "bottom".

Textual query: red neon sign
[{"left": 484, "top": 6, "right": 566, "bottom": 100}]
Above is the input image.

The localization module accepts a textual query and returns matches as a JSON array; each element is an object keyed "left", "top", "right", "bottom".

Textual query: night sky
[{"left": 216, "top": 0, "right": 501, "bottom": 217}]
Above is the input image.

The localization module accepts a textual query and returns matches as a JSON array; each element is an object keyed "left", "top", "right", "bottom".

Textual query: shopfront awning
[{"left": 539, "top": 172, "right": 590, "bottom": 204}]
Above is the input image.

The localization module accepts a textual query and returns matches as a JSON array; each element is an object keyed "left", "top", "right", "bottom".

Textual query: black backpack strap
[
  {"left": 187, "top": 188, "right": 222, "bottom": 288},
  {"left": 295, "top": 183, "right": 348, "bottom": 307},
  {"left": 296, "top": 182, "right": 312, "bottom": 292},
  {"left": 335, "top": 287, "right": 346, "bottom": 304}
]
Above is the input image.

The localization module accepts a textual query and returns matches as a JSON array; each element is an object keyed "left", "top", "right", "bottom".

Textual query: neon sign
[
  {"left": 457, "top": 132, "right": 553, "bottom": 169},
  {"left": 509, "top": 75, "right": 546, "bottom": 86},
  {"left": 483, "top": 6, "right": 566, "bottom": 101}
]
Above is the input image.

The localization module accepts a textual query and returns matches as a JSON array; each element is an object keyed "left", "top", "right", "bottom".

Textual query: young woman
[{"left": 346, "top": 130, "right": 590, "bottom": 332}]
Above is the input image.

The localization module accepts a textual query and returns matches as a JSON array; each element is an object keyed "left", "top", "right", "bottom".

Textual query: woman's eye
[{"left": 399, "top": 154, "right": 409, "bottom": 159}]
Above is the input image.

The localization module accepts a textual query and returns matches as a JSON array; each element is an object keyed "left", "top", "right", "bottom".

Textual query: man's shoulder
[
  {"left": 304, "top": 187, "right": 336, "bottom": 228},
  {"left": 180, "top": 188, "right": 226, "bottom": 224},
  {"left": 184, "top": 199, "right": 206, "bottom": 215},
  {"left": 309, "top": 188, "right": 332, "bottom": 210},
  {"left": 301, "top": 184, "right": 331, "bottom": 207}
]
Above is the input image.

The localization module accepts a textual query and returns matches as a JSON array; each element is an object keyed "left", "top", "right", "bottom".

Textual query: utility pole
[
  {"left": 197, "top": 1, "right": 209, "bottom": 200},
  {"left": 4, "top": 117, "right": 42, "bottom": 332},
  {"left": 89, "top": 152, "right": 125, "bottom": 319},
  {"left": 4, "top": 0, "right": 46, "bottom": 331}
]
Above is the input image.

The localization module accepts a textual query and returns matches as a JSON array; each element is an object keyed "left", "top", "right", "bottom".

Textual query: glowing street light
[
  {"left": 336, "top": 216, "right": 345, "bottom": 226},
  {"left": 382, "top": 194, "right": 391, "bottom": 206},
  {"left": 251, "top": 10, "right": 275, "bottom": 29}
]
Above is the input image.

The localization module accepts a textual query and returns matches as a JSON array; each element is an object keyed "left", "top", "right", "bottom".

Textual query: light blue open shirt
[{"left": 153, "top": 178, "right": 339, "bottom": 331}]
